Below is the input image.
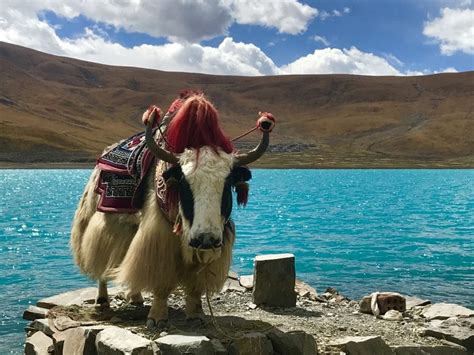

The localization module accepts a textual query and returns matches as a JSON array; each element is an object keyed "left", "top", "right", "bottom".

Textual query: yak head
[{"left": 145, "top": 113, "right": 269, "bottom": 264}]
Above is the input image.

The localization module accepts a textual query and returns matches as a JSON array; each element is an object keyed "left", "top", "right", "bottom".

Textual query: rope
[{"left": 231, "top": 126, "right": 258, "bottom": 142}]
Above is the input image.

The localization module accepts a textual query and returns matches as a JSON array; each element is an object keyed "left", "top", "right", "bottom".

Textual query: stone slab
[
  {"left": 30, "top": 318, "right": 56, "bottom": 336},
  {"left": 424, "top": 317, "right": 474, "bottom": 351},
  {"left": 23, "top": 305, "right": 49, "bottom": 321},
  {"left": 95, "top": 326, "right": 152, "bottom": 354},
  {"left": 229, "top": 332, "right": 273, "bottom": 355},
  {"left": 268, "top": 330, "right": 318, "bottom": 355},
  {"left": 329, "top": 335, "right": 393, "bottom": 355},
  {"left": 405, "top": 296, "right": 431, "bottom": 309},
  {"left": 421, "top": 303, "right": 474, "bottom": 320},
  {"left": 253, "top": 253, "right": 296, "bottom": 307},
  {"left": 25, "top": 331, "right": 53, "bottom": 355},
  {"left": 222, "top": 278, "right": 246, "bottom": 293},
  {"left": 37, "top": 287, "right": 97, "bottom": 309},
  {"left": 239, "top": 275, "right": 254, "bottom": 289},
  {"left": 391, "top": 344, "right": 468, "bottom": 355},
  {"left": 155, "top": 334, "right": 214, "bottom": 354}
]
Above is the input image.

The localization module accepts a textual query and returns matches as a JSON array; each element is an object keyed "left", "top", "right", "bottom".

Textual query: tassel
[{"left": 235, "top": 181, "right": 249, "bottom": 207}]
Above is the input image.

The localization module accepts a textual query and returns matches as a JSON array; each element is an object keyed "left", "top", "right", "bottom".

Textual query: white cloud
[
  {"left": 310, "top": 35, "right": 330, "bottom": 46},
  {"left": 228, "top": 0, "right": 317, "bottom": 35},
  {"left": 423, "top": 7, "right": 474, "bottom": 55},
  {"left": 319, "top": 7, "right": 351, "bottom": 20},
  {"left": 281, "top": 47, "right": 402, "bottom": 76}
]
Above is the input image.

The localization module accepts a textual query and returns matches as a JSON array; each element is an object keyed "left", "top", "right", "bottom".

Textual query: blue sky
[{"left": 1, "top": 0, "right": 473, "bottom": 76}]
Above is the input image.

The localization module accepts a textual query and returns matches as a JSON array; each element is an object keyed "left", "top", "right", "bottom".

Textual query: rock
[
  {"left": 53, "top": 315, "right": 81, "bottom": 331},
  {"left": 424, "top": 317, "right": 474, "bottom": 351},
  {"left": 229, "top": 332, "right": 273, "bottom": 355},
  {"left": 37, "top": 287, "right": 97, "bottom": 309},
  {"left": 25, "top": 331, "right": 53, "bottom": 355},
  {"left": 421, "top": 303, "right": 474, "bottom": 320},
  {"left": 95, "top": 326, "right": 152, "bottom": 354},
  {"left": 228, "top": 270, "right": 239, "bottom": 280},
  {"left": 382, "top": 310, "right": 404, "bottom": 321},
  {"left": 239, "top": 275, "right": 254, "bottom": 289},
  {"left": 391, "top": 343, "right": 468, "bottom": 354},
  {"left": 253, "top": 254, "right": 296, "bottom": 307},
  {"left": 267, "top": 330, "right": 318, "bottom": 355},
  {"left": 60, "top": 325, "right": 110, "bottom": 355},
  {"left": 295, "top": 279, "right": 318, "bottom": 300},
  {"left": 23, "top": 305, "right": 49, "bottom": 321},
  {"left": 222, "top": 278, "right": 247, "bottom": 293},
  {"left": 329, "top": 335, "right": 393, "bottom": 355},
  {"left": 359, "top": 292, "right": 406, "bottom": 316},
  {"left": 52, "top": 332, "right": 66, "bottom": 355},
  {"left": 29, "top": 318, "right": 56, "bottom": 336},
  {"left": 154, "top": 334, "right": 214, "bottom": 354},
  {"left": 404, "top": 296, "right": 431, "bottom": 309}
]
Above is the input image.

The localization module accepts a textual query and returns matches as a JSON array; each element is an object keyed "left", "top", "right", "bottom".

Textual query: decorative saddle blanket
[{"left": 95, "top": 130, "right": 156, "bottom": 213}]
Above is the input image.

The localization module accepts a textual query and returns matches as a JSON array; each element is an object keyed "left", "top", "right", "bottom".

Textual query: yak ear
[{"left": 230, "top": 166, "right": 252, "bottom": 184}]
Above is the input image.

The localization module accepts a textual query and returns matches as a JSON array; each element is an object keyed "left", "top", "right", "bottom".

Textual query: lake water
[{"left": 1, "top": 169, "right": 473, "bottom": 353}]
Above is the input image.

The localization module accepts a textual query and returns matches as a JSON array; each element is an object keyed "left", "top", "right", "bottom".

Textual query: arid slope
[{"left": 1, "top": 42, "right": 473, "bottom": 167}]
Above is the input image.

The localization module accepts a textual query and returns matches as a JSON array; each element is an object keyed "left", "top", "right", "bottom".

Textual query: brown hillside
[{"left": 1, "top": 42, "right": 473, "bottom": 168}]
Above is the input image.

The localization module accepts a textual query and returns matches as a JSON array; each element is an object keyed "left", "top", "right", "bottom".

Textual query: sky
[{"left": 0, "top": 0, "right": 473, "bottom": 76}]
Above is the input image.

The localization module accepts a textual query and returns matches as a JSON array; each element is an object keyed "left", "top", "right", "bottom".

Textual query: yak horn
[
  {"left": 145, "top": 110, "right": 179, "bottom": 165},
  {"left": 234, "top": 131, "right": 270, "bottom": 166}
]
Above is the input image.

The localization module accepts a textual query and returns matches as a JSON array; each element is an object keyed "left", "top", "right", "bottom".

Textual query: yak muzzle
[{"left": 189, "top": 232, "right": 222, "bottom": 249}]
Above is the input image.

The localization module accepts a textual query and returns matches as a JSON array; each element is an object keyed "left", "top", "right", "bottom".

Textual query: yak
[{"left": 70, "top": 93, "right": 274, "bottom": 329}]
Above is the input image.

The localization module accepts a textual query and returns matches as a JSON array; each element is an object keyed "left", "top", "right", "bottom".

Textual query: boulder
[
  {"left": 154, "top": 334, "right": 214, "bottom": 354},
  {"left": 404, "top": 296, "right": 431, "bottom": 309},
  {"left": 424, "top": 317, "right": 474, "bottom": 351},
  {"left": 23, "top": 305, "right": 49, "bottom": 321},
  {"left": 25, "top": 331, "right": 53, "bottom": 355},
  {"left": 60, "top": 325, "right": 110, "bottom": 355},
  {"left": 239, "top": 275, "right": 254, "bottom": 290},
  {"left": 229, "top": 332, "right": 273, "bottom": 355},
  {"left": 421, "top": 303, "right": 474, "bottom": 320},
  {"left": 95, "top": 326, "right": 152, "bottom": 354},
  {"left": 391, "top": 343, "right": 468, "bottom": 355},
  {"left": 267, "top": 330, "right": 318, "bottom": 355},
  {"left": 53, "top": 315, "right": 81, "bottom": 331},
  {"left": 253, "top": 254, "right": 296, "bottom": 307},
  {"left": 329, "top": 335, "right": 393, "bottom": 355}
]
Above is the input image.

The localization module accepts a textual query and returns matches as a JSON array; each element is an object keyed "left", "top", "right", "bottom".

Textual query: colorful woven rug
[{"left": 95, "top": 130, "right": 156, "bottom": 213}]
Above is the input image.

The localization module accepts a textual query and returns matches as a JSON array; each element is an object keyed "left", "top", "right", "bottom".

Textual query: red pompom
[{"left": 235, "top": 182, "right": 249, "bottom": 207}]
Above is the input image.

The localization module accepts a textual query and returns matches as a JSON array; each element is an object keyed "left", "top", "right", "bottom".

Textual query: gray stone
[
  {"left": 391, "top": 343, "right": 468, "bottom": 355},
  {"left": 154, "top": 334, "right": 214, "bottom": 354},
  {"left": 228, "top": 270, "right": 239, "bottom": 280},
  {"left": 229, "top": 332, "right": 273, "bottom": 355},
  {"left": 421, "top": 303, "right": 474, "bottom": 320},
  {"left": 25, "top": 331, "right": 53, "bottom": 355},
  {"left": 253, "top": 254, "right": 296, "bottom": 307},
  {"left": 405, "top": 296, "right": 431, "bottom": 309},
  {"left": 267, "top": 330, "right": 318, "bottom": 355},
  {"left": 222, "top": 278, "right": 246, "bottom": 293},
  {"left": 23, "top": 305, "right": 49, "bottom": 321},
  {"left": 52, "top": 332, "right": 66, "bottom": 355},
  {"left": 295, "top": 279, "right": 318, "bottom": 300},
  {"left": 424, "top": 317, "right": 474, "bottom": 351},
  {"left": 239, "top": 275, "right": 254, "bottom": 290},
  {"left": 329, "top": 336, "right": 393, "bottom": 355},
  {"left": 95, "top": 326, "right": 152, "bottom": 354},
  {"left": 53, "top": 315, "right": 81, "bottom": 331},
  {"left": 37, "top": 287, "right": 97, "bottom": 309},
  {"left": 60, "top": 325, "right": 109, "bottom": 355},
  {"left": 30, "top": 318, "right": 56, "bottom": 336}
]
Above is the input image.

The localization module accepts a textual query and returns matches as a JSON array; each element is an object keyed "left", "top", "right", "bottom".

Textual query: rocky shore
[{"left": 23, "top": 272, "right": 473, "bottom": 354}]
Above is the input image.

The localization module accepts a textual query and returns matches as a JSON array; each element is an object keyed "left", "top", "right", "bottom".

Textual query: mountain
[{"left": 1, "top": 42, "right": 473, "bottom": 168}]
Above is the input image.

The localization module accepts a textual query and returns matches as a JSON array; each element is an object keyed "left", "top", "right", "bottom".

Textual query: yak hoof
[{"left": 146, "top": 318, "right": 168, "bottom": 331}]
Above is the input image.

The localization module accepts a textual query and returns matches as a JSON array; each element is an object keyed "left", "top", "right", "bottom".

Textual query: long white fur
[{"left": 70, "top": 146, "right": 235, "bottom": 322}]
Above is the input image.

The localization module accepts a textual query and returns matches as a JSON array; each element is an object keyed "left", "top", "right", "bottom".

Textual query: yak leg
[
  {"left": 185, "top": 290, "right": 205, "bottom": 324},
  {"left": 146, "top": 288, "right": 172, "bottom": 330},
  {"left": 96, "top": 279, "right": 109, "bottom": 308},
  {"left": 127, "top": 291, "right": 144, "bottom": 306}
]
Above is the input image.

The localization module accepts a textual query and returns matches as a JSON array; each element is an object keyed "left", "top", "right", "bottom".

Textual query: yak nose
[{"left": 189, "top": 233, "right": 222, "bottom": 249}]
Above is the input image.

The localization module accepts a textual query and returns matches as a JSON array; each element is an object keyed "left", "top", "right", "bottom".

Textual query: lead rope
[{"left": 231, "top": 126, "right": 258, "bottom": 142}]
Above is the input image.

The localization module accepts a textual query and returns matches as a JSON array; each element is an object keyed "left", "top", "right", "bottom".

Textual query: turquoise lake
[{"left": 1, "top": 169, "right": 473, "bottom": 353}]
